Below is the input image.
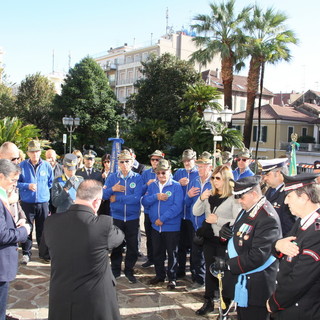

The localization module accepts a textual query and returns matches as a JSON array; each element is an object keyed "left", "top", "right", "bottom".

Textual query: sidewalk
[{"left": 7, "top": 234, "right": 232, "bottom": 320}]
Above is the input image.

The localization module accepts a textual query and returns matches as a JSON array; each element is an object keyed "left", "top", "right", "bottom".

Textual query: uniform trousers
[
  {"left": 143, "top": 213, "right": 153, "bottom": 262},
  {"left": 177, "top": 219, "right": 193, "bottom": 275},
  {"left": 237, "top": 305, "right": 270, "bottom": 320},
  {"left": 190, "top": 228, "right": 205, "bottom": 285},
  {"left": 151, "top": 229, "right": 180, "bottom": 281}
]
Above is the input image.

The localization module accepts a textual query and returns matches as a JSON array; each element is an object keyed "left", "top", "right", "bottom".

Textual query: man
[
  {"left": 76, "top": 150, "right": 103, "bottom": 182},
  {"left": 185, "top": 151, "right": 212, "bottom": 290},
  {"left": 45, "top": 149, "right": 63, "bottom": 178},
  {"left": 43, "top": 179, "right": 124, "bottom": 320},
  {"left": 267, "top": 172, "right": 320, "bottom": 320},
  {"left": 232, "top": 148, "right": 254, "bottom": 181},
  {"left": 140, "top": 150, "right": 164, "bottom": 268},
  {"left": 173, "top": 148, "right": 198, "bottom": 278},
  {"left": 0, "top": 159, "right": 31, "bottom": 320},
  {"left": 142, "top": 159, "right": 183, "bottom": 290},
  {"left": 259, "top": 158, "right": 296, "bottom": 236},
  {"left": 123, "top": 147, "right": 145, "bottom": 175},
  {"left": 216, "top": 176, "right": 282, "bottom": 320},
  {"left": 18, "top": 140, "right": 53, "bottom": 265},
  {"left": 103, "top": 149, "right": 143, "bottom": 283},
  {"left": 221, "top": 151, "right": 233, "bottom": 169},
  {"left": 51, "top": 154, "right": 84, "bottom": 213}
]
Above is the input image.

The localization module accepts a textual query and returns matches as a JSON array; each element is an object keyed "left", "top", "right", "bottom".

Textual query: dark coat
[
  {"left": 76, "top": 167, "right": 103, "bottom": 183},
  {"left": 44, "top": 204, "right": 124, "bottom": 320},
  {"left": 223, "top": 198, "right": 282, "bottom": 307},
  {"left": 269, "top": 210, "right": 320, "bottom": 320},
  {"left": 265, "top": 185, "right": 296, "bottom": 236}
]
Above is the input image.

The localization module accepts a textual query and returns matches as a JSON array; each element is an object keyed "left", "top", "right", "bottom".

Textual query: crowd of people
[{"left": 0, "top": 140, "right": 320, "bottom": 320}]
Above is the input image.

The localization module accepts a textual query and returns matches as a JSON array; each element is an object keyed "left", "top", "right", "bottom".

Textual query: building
[{"left": 94, "top": 32, "right": 221, "bottom": 105}]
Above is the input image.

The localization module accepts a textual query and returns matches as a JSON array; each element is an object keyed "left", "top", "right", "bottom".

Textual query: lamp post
[
  {"left": 62, "top": 116, "right": 80, "bottom": 153},
  {"left": 203, "top": 106, "right": 233, "bottom": 168}
]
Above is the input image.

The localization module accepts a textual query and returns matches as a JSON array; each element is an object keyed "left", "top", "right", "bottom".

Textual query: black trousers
[
  {"left": 190, "top": 228, "right": 205, "bottom": 284},
  {"left": 144, "top": 213, "right": 153, "bottom": 262},
  {"left": 152, "top": 229, "right": 180, "bottom": 281},
  {"left": 111, "top": 218, "right": 139, "bottom": 275},
  {"left": 177, "top": 219, "right": 193, "bottom": 274},
  {"left": 237, "top": 305, "right": 270, "bottom": 320}
]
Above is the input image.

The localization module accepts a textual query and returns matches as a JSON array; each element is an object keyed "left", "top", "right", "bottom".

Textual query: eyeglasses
[
  {"left": 103, "top": 160, "right": 110, "bottom": 164},
  {"left": 119, "top": 160, "right": 130, "bottom": 164},
  {"left": 11, "top": 157, "right": 20, "bottom": 162},
  {"left": 211, "top": 176, "right": 221, "bottom": 180},
  {"left": 151, "top": 158, "right": 160, "bottom": 162},
  {"left": 236, "top": 158, "right": 248, "bottom": 162},
  {"left": 77, "top": 156, "right": 81, "bottom": 159},
  {"left": 156, "top": 171, "right": 167, "bottom": 175},
  {"left": 86, "top": 157, "right": 94, "bottom": 161}
]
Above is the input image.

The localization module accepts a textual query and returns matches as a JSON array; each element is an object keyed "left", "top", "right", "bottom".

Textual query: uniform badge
[
  {"left": 315, "top": 218, "right": 320, "bottom": 231},
  {"left": 238, "top": 240, "right": 243, "bottom": 246},
  {"left": 40, "top": 170, "right": 46, "bottom": 176},
  {"left": 129, "top": 182, "right": 136, "bottom": 188},
  {"left": 166, "top": 191, "right": 172, "bottom": 197},
  {"left": 244, "top": 235, "right": 249, "bottom": 240}
]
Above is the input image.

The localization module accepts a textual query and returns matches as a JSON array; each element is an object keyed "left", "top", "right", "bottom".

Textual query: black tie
[
  {"left": 87, "top": 169, "right": 91, "bottom": 176},
  {"left": 269, "top": 188, "right": 276, "bottom": 197}
]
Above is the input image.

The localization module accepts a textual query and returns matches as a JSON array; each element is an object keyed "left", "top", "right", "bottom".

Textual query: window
[
  {"left": 302, "top": 127, "right": 307, "bottom": 137},
  {"left": 288, "top": 126, "right": 294, "bottom": 142},
  {"left": 253, "top": 126, "right": 267, "bottom": 142},
  {"left": 232, "top": 125, "right": 242, "bottom": 133},
  {"left": 240, "top": 100, "right": 246, "bottom": 111}
]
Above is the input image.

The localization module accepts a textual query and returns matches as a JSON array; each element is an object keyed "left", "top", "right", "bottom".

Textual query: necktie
[
  {"left": 269, "top": 188, "right": 276, "bottom": 197},
  {"left": 87, "top": 169, "right": 91, "bottom": 176}
]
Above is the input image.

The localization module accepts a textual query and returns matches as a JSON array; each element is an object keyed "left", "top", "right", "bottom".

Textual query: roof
[
  {"left": 202, "top": 70, "right": 274, "bottom": 96},
  {"left": 232, "top": 104, "right": 316, "bottom": 123},
  {"left": 273, "top": 93, "right": 291, "bottom": 106}
]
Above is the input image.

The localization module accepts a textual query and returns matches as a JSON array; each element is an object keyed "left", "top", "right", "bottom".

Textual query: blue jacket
[
  {"left": 141, "top": 168, "right": 157, "bottom": 214},
  {"left": 0, "top": 200, "right": 28, "bottom": 281},
  {"left": 173, "top": 167, "right": 199, "bottom": 220},
  {"left": 232, "top": 167, "right": 254, "bottom": 181},
  {"left": 103, "top": 170, "right": 143, "bottom": 221},
  {"left": 142, "top": 178, "right": 183, "bottom": 232},
  {"left": 185, "top": 176, "right": 212, "bottom": 230},
  {"left": 18, "top": 159, "right": 53, "bottom": 203}
]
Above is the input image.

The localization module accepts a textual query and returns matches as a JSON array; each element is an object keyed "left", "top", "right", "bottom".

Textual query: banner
[{"left": 108, "top": 137, "right": 124, "bottom": 173}]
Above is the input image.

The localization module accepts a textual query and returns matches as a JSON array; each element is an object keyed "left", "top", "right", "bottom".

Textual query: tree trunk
[
  {"left": 221, "top": 56, "right": 234, "bottom": 110},
  {"left": 243, "top": 56, "right": 261, "bottom": 148}
]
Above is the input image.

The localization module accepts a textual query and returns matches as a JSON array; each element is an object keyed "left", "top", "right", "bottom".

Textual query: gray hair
[
  {"left": 76, "top": 179, "right": 102, "bottom": 201},
  {"left": 295, "top": 183, "right": 320, "bottom": 204},
  {"left": 0, "top": 159, "right": 21, "bottom": 177}
]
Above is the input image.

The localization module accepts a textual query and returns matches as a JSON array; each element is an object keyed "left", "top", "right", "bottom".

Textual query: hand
[
  {"left": 29, "top": 183, "right": 37, "bottom": 192},
  {"left": 219, "top": 222, "right": 233, "bottom": 240},
  {"left": 110, "top": 195, "right": 116, "bottom": 203},
  {"left": 200, "top": 189, "right": 211, "bottom": 201},
  {"left": 157, "top": 193, "right": 168, "bottom": 201},
  {"left": 206, "top": 213, "right": 218, "bottom": 224},
  {"left": 147, "top": 179, "right": 155, "bottom": 186},
  {"left": 179, "top": 177, "right": 189, "bottom": 186},
  {"left": 187, "top": 186, "right": 200, "bottom": 198},
  {"left": 112, "top": 181, "right": 125, "bottom": 192},
  {"left": 155, "top": 219, "right": 163, "bottom": 226},
  {"left": 16, "top": 218, "right": 26, "bottom": 227},
  {"left": 19, "top": 222, "right": 31, "bottom": 235},
  {"left": 210, "top": 256, "right": 227, "bottom": 275},
  {"left": 275, "top": 236, "right": 299, "bottom": 257},
  {"left": 64, "top": 179, "right": 73, "bottom": 190}
]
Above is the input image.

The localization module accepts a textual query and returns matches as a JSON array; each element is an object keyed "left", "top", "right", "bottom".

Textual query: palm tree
[
  {"left": 243, "top": 6, "right": 298, "bottom": 148},
  {"left": 190, "top": 0, "right": 252, "bottom": 109}
]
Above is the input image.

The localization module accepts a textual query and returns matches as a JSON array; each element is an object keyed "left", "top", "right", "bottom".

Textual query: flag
[
  {"left": 108, "top": 137, "right": 124, "bottom": 173},
  {"left": 289, "top": 141, "right": 299, "bottom": 176}
]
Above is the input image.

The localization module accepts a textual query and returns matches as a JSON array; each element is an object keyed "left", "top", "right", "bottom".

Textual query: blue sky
[{"left": 1, "top": 0, "right": 319, "bottom": 93}]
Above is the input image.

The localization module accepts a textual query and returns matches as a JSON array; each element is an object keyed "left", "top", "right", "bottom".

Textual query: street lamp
[
  {"left": 203, "top": 106, "right": 233, "bottom": 168},
  {"left": 62, "top": 116, "right": 80, "bottom": 153}
]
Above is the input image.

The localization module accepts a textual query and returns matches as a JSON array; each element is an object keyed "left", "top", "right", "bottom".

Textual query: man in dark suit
[
  {"left": 259, "top": 158, "right": 296, "bottom": 236},
  {"left": 76, "top": 150, "right": 103, "bottom": 182},
  {"left": 43, "top": 179, "right": 124, "bottom": 320},
  {"left": 0, "top": 159, "right": 30, "bottom": 320}
]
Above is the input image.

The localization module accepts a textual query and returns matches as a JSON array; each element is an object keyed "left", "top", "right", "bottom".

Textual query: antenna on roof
[
  {"left": 52, "top": 49, "right": 55, "bottom": 73},
  {"left": 166, "top": 7, "right": 169, "bottom": 35}
]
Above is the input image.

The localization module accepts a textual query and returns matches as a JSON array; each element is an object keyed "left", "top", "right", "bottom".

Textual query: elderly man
[
  {"left": 259, "top": 158, "right": 296, "bottom": 236},
  {"left": 45, "top": 149, "right": 63, "bottom": 178},
  {"left": 267, "top": 172, "right": 320, "bottom": 320},
  {"left": 43, "top": 179, "right": 124, "bottom": 320},
  {"left": 185, "top": 151, "right": 212, "bottom": 290},
  {"left": 216, "top": 176, "right": 282, "bottom": 320},
  {"left": 173, "top": 149, "right": 199, "bottom": 278},
  {"left": 0, "top": 159, "right": 30, "bottom": 320},
  {"left": 233, "top": 148, "right": 254, "bottom": 181},
  {"left": 76, "top": 150, "right": 103, "bottom": 182},
  {"left": 103, "top": 150, "right": 143, "bottom": 283},
  {"left": 18, "top": 140, "right": 53, "bottom": 265}
]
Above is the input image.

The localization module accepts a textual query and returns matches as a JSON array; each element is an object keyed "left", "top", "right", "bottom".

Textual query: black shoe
[
  {"left": 195, "top": 299, "right": 214, "bottom": 316},
  {"left": 39, "top": 257, "right": 50, "bottom": 264},
  {"left": 6, "top": 314, "right": 19, "bottom": 320},
  {"left": 112, "top": 270, "right": 121, "bottom": 279},
  {"left": 141, "top": 260, "right": 154, "bottom": 268},
  {"left": 148, "top": 277, "right": 165, "bottom": 285},
  {"left": 125, "top": 273, "right": 137, "bottom": 284},
  {"left": 167, "top": 280, "right": 176, "bottom": 290}
]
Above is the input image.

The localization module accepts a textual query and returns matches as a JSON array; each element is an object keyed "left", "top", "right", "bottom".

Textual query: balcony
[{"left": 280, "top": 142, "right": 320, "bottom": 152}]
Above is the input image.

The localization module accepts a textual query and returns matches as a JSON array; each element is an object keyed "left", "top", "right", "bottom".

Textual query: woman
[
  {"left": 72, "top": 150, "right": 84, "bottom": 169},
  {"left": 98, "top": 154, "right": 111, "bottom": 216},
  {"left": 193, "top": 165, "right": 241, "bottom": 316}
]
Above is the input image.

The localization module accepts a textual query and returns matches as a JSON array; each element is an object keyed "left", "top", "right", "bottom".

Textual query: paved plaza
[{"left": 7, "top": 230, "right": 235, "bottom": 320}]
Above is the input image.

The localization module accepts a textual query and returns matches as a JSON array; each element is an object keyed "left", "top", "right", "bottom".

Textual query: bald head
[
  {"left": 0, "top": 142, "right": 20, "bottom": 163},
  {"left": 45, "top": 149, "right": 57, "bottom": 167}
]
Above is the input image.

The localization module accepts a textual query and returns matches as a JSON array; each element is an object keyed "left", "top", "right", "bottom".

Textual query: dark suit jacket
[
  {"left": 76, "top": 167, "right": 103, "bottom": 183},
  {"left": 44, "top": 204, "right": 124, "bottom": 320},
  {"left": 0, "top": 200, "right": 28, "bottom": 282}
]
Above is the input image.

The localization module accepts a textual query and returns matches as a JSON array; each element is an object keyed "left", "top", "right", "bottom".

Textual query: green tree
[
  {"left": 243, "top": 6, "right": 298, "bottom": 148},
  {"left": 190, "top": 0, "right": 251, "bottom": 109},
  {"left": 126, "top": 53, "right": 200, "bottom": 134},
  {"left": 56, "top": 57, "right": 122, "bottom": 150},
  {"left": 0, "top": 83, "right": 16, "bottom": 118},
  {"left": 15, "top": 73, "right": 56, "bottom": 138}
]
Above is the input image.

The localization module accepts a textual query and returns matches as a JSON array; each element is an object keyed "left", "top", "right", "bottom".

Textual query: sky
[{"left": 0, "top": 0, "right": 319, "bottom": 94}]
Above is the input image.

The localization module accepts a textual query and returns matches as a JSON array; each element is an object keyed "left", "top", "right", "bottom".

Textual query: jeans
[{"left": 0, "top": 282, "right": 9, "bottom": 320}]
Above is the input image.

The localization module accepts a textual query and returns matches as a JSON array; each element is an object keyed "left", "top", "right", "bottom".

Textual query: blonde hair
[
  {"left": 211, "top": 165, "right": 234, "bottom": 198},
  {"left": 72, "top": 150, "right": 83, "bottom": 168}
]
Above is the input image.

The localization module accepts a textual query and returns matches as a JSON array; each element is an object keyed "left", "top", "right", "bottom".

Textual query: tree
[
  {"left": 126, "top": 53, "right": 200, "bottom": 134},
  {"left": 56, "top": 57, "right": 122, "bottom": 150},
  {"left": 190, "top": 0, "right": 251, "bottom": 109},
  {"left": 243, "top": 6, "right": 298, "bottom": 148},
  {"left": 0, "top": 83, "right": 16, "bottom": 118},
  {"left": 15, "top": 73, "right": 56, "bottom": 138}
]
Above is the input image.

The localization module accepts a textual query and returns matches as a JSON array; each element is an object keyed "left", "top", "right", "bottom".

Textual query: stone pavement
[{"left": 7, "top": 233, "right": 236, "bottom": 320}]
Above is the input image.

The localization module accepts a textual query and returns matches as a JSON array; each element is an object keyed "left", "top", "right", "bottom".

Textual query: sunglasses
[
  {"left": 103, "top": 160, "right": 110, "bottom": 164},
  {"left": 86, "top": 157, "right": 94, "bottom": 161},
  {"left": 119, "top": 160, "right": 130, "bottom": 164},
  {"left": 11, "top": 157, "right": 20, "bottom": 162},
  {"left": 151, "top": 158, "right": 160, "bottom": 162},
  {"left": 211, "top": 176, "right": 221, "bottom": 180},
  {"left": 156, "top": 171, "right": 167, "bottom": 175},
  {"left": 77, "top": 156, "right": 81, "bottom": 159},
  {"left": 236, "top": 158, "right": 248, "bottom": 162}
]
